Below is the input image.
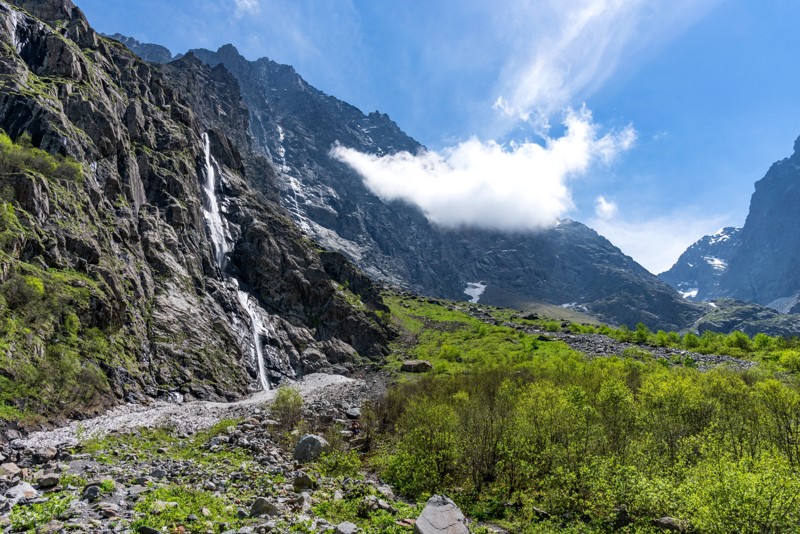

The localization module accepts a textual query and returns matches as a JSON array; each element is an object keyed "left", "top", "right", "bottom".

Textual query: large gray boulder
[
  {"left": 414, "top": 494, "right": 469, "bottom": 534},
  {"left": 293, "top": 434, "right": 330, "bottom": 462}
]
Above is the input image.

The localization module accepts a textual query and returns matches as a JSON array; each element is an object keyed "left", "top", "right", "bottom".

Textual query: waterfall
[
  {"left": 237, "top": 290, "right": 270, "bottom": 391},
  {"left": 201, "top": 133, "right": 229, "bottom": 270},
  {"left": 201, "top": 132, "right": 270, "bottom": 390}
]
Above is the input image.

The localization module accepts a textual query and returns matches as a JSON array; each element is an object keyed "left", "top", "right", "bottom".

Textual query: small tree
[{"left": 271, "top": 386, "right": 304, "bottom": 431}]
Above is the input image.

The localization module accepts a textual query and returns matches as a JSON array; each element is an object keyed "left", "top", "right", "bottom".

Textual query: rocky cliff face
[
  {"left": 665, "top": 136, "right": 800, "bottom": 316},
  {"left": 0, "top": 0, "right": 391, "bottom": 423},
  {"left": 659, "top": 227, "right": 741, "bottom": 301},
  {"left": 179, "top": 44, "right": 700, "bottom": 332},
  {"left": 719, "top": 137, "right": 800, "bottom": 312},
  {"left": 103, "top": 33, "right": 175, "bottom": 64}
]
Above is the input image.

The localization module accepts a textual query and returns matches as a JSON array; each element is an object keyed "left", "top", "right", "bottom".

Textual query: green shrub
[{"left": 271, "top": 386, "right": 304, "bottom": 431}]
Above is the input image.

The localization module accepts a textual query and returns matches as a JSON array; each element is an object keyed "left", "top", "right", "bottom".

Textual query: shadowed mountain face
[
  {"left": 720, "top": 137, "right": 800, "bottom": 312},
  {"left": 664, "top": 136, "right": 800, "bottom": 316},
  {"left": 179, "top": 44, "right": 700, "bottom": 331},
  {"left": 659, "top": 227, "right": 742, "bottom": 301}
]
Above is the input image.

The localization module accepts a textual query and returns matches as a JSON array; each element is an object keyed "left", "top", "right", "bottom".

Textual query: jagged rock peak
[{"left": 103, "top": 33, "right": 175, "bottom": 64}]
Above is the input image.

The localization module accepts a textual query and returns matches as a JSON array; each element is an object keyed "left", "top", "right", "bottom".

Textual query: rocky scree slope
[
  {"left": 157, "top": 43, "right": 699, "bottom": 332},
  {"left": 0, "top": 0, "right": 391, "bottom": 425}
]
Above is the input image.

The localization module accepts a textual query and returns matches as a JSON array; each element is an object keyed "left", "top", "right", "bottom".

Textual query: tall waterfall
[
  {"left": 201, "top": 132, "right": 270, "bottom": 390},
  {"left": 201, "top": 133, "right": 229, "bottom": 270}
]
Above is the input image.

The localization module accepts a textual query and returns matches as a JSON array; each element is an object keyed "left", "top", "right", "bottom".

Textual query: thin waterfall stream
[{"left": 201, "top": 132, "right": 270, "bottom": 390}]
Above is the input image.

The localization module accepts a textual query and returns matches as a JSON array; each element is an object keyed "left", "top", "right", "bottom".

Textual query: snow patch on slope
[
  {"left": 464, "top": 282, "right": 487, "bottom": 303},
  {"left": 703, "top": 256, "right": 727, "bottom": 271}
]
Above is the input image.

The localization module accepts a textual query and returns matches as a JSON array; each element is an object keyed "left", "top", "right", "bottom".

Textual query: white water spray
[
  {"left": 201, "top": 132, "right": 270, "bottom": 390},
  {"left": 237, "top": 290, "right": 270, "bottom": 391},
  {"left": 201, "top": 133, "right": 229, "bottom": 270}
]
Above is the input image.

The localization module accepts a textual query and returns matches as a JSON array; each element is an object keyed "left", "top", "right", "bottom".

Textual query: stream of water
[{"left": 201, "top": 132, "right": 270, "bottom": 390}]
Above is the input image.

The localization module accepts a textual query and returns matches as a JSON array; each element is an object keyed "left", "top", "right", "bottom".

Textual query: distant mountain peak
[{"left": 659, "top": 227, "right": 742, "bottom": 301}]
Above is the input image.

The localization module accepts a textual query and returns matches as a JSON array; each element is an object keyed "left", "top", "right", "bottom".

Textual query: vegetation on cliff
[{"left": 0, "top": 132, "right": 130, "bottom": 423}]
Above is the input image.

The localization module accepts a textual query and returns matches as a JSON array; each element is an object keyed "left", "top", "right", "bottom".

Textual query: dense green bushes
[
  {"left": 374, "top": 296, "right": 800, "bottom": 531},
  {"left": 370, "top": 360, "right": 800, "bottom": 531}
]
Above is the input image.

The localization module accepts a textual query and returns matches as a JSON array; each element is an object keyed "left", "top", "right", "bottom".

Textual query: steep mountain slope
[
  {"left": 720, "top": 136, "right": 800, "bottom": 312},
  {"left": 0, "top": 0, "right": 390, "bottom": 423},
  {"left": 103, "top": 33, "right": 175, "bottom": 64},
  {"left": 177, "top": 44, "right": 700, "bottom": 331},
  {"left": 659, "top": 227, "right": 741, "bottom": 301},
  {"left": 664, "top": 136, "right": 800, "bottom": 315}
]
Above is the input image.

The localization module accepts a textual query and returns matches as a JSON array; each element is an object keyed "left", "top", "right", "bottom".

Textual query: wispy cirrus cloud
[
  {"left": 489, "top": 0, "right": 720, "bottom": 129},
  {"left": 234, "top": 0, "right": 260, "bottom": 18}
]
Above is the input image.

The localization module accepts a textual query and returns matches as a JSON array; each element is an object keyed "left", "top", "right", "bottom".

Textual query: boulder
[
  {"left": 293, "top": 434, "right": 329, "bottom": 462},
  {"left": 292, "top": 471, "right": 318, "bottom": 492},
  {"left": 38, "top": 473, "right": 60, "bottom": 488},
  {"left": 6, "top": 482, "right": 38, "bottom": 505},
  {"left": 651, "top": 517, "right": 687, "bottom": 532},
  {"left": 401, "top": 360, "right": 433, "bottom": 373},
  {"left": 414, "top": 494, "right": 468, "bottom": 534},
  {"left": 250, "top": 496, "right": 280, "bottom": 517},
  {"left": 0, "top": 463, "right": 20, "bottom": 477},
  {"left": 336, "top": 522, "right": 359, "bottom": 534}
]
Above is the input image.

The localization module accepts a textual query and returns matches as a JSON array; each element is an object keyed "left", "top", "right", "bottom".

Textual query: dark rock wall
[{"left": 0, "top": 0, "right": 391, "bottom": 420}]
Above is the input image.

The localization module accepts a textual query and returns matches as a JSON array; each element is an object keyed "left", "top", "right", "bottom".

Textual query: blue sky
[{"left": 75, "top": 0, "right": 800, "bottom": 273}]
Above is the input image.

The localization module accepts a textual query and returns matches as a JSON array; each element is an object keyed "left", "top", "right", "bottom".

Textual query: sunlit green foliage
[{"left": 373, "top": 294, "right": 800, "bottom": 531}]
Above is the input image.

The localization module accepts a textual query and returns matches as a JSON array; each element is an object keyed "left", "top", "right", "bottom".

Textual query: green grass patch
[
  {"left": 131, "top": 485, "right": 243, "bottom": 533},
  {"left": 383, "top": 294, "right": 578, "bottom": 374},
  {"left": 10, "top": 493, "right": 74, "bottom": 532}
]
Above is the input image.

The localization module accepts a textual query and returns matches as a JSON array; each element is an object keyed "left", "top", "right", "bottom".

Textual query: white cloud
[
  {"left": 332, "top": 107, "right": 635, "bottom": 230},
  {"left": 234, "top": 0, "right": 260, "bottom": 17},
  {"left": 590, "top": 210, "right": 730, "bottom": 274},
  {"left": 490, "top": 0, "right": 721, "bottom": 128},
  {"left": 594, "top": 196, "right": 618, "bottom": 219}
]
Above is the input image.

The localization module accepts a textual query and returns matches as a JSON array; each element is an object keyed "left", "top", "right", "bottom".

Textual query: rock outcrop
[
  {"left": 0, "top": 0, "right": 391, "bottom": 423},
  {"left": 413, "top": 494, "right": 469, "bottom": 534}
]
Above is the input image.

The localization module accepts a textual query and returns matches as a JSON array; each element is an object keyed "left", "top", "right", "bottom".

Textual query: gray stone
[
  {"left": 82, "top": 485, "right": 101, "bottom": 502},
  {"left": 38, "top": 473, "right": 60, "bottom": 488},
  {"left": 137, "top": 527, "right": 161, "bottom": 534},
  {"left": 401, "top": 360, "right": 433, "bottom": 373},
  {"left": 345, "top": 408, "right": 361, "bottom": 419},
  {"left": 651, "top": 517, "right": 686, "bottom": 532},
  {"left": 95, "top": 501, "right": 119, "bottom": 517},
  {"left": 33, "top": 447, "right": 57, "bottom": 463},
  {"left": 414, "top": 494, "right": 469, "bottom": 534},
  {"left": 293, "top": 434, "right": 330, "bottom": 462},
  {"left": 6, "top": 482, "right": 38, "bottom": 504},
  {"left": 250, "top": 497, "right": 280, "bottom": 517},
  {"left": 336, "top": 521, "right": 359, "bottom": 534},
  {"left": 0, "top": 462, "right": 20, "bottom": 477},
  {"left": 292, "top": 472, "right": 317, "bottom": 492}
]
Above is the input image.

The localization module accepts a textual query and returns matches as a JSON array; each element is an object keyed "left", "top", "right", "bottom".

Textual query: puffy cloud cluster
[{"left": 332, "top": 108, "right": 635, "bottom": 230}]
